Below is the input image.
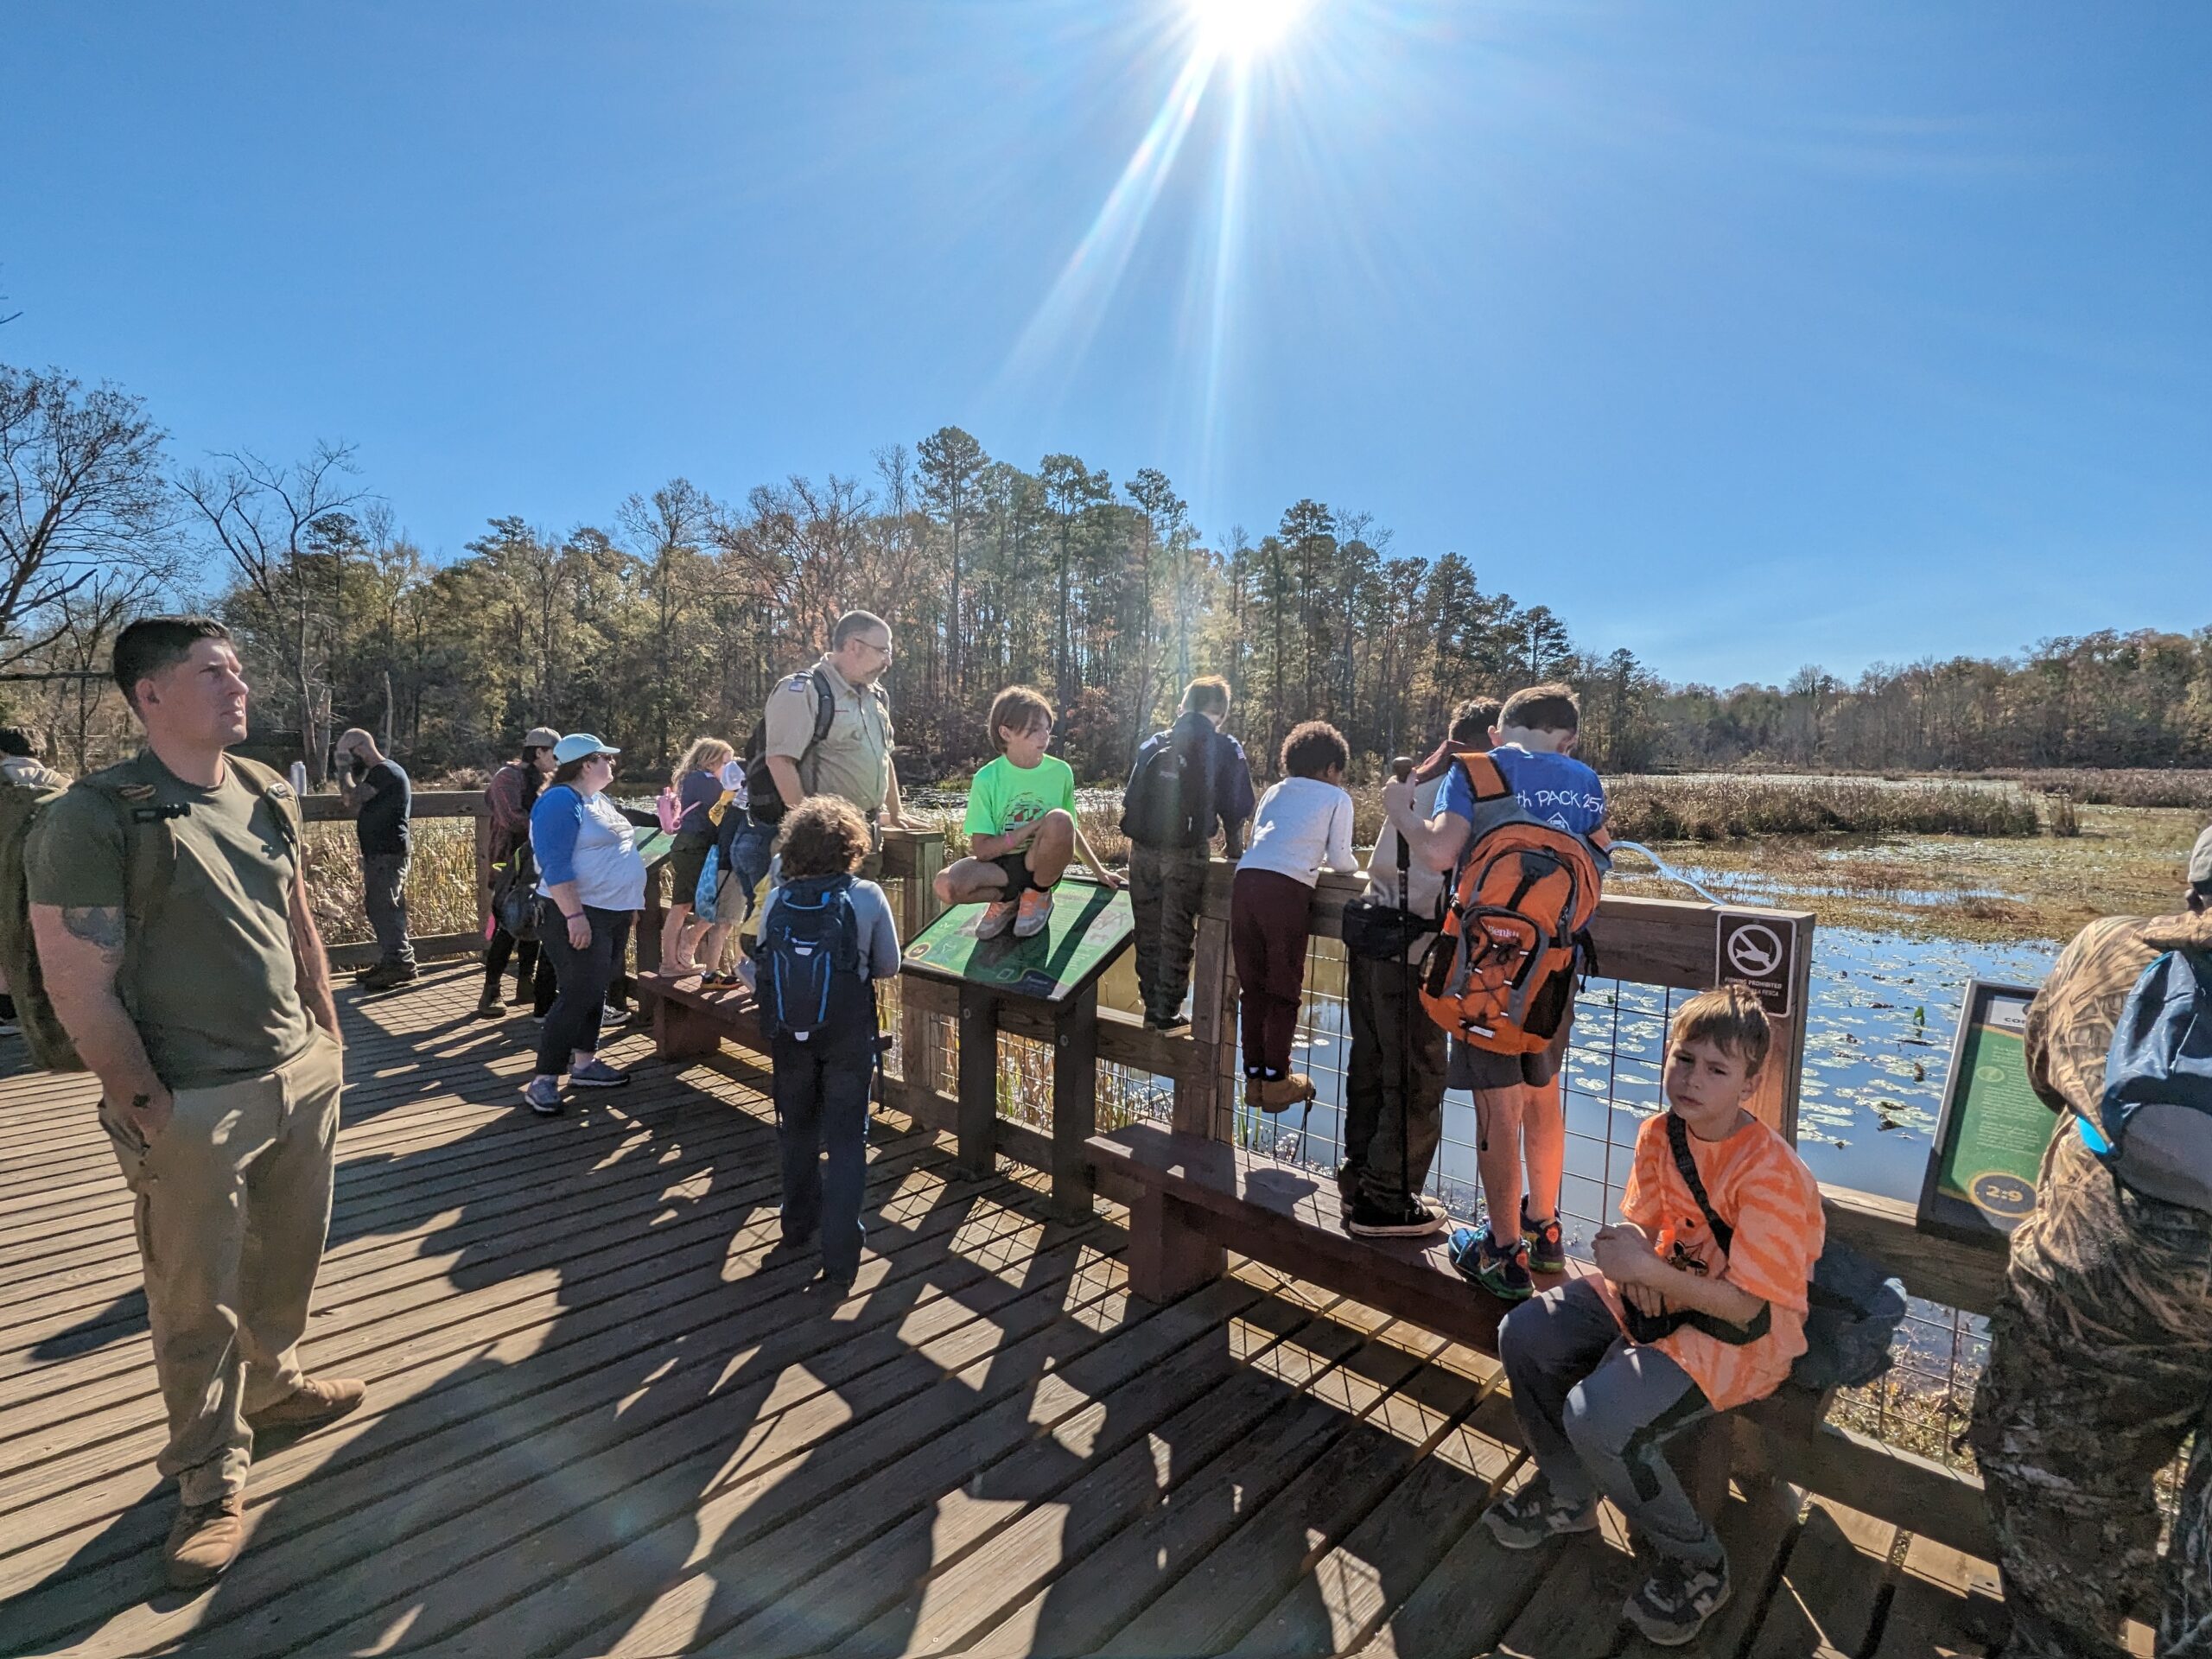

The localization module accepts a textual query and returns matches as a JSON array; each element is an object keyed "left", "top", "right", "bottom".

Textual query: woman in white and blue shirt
[{"left": 524, "top": 733, "right": 646, "bottom": 1114}]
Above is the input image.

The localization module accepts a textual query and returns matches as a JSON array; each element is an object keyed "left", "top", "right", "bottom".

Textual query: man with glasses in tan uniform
[
  {"left": 760, "top": 609, "right": 906, "bottom": 880},
  {"left": 28, "top": 616, "right": 359, "bottom": 1591}
]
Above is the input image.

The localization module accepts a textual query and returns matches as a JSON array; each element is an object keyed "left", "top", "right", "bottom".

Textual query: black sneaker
[
  {"left": 1480, "top": 1477, "right": 1599, "bottom": 1550},
  {"left": 359, "top": 963, "right": 419, "bottom": 992},
  {"left": 1335, "top": 1163, "right": 1362, "bottom": 1205},
  {"left": 474, "top": 995, "right": 505, "bottom": 1020},
  {"left": 1624, "top": 1552, "right": 1732, "bottom": 1647},
  {"left": 1522, "top": 1205, "right": 1567, "bottom": 1275},
  {"left": 1345, "top": 1195, "right": 1450, "bottom": 1237},
  {"left": 1448, "top": 1224, "right": 1533, "bottom": 1300}
]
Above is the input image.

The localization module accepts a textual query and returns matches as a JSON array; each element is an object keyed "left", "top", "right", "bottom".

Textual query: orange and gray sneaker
[
  {"left": 1243, "top": 1073, "right": 1316, "bottom": 1113},
  {"left": 1014, "top": 887, "right": 1054, "bottom": 938},
  {"left": 976, "top": 899, "right": 1017, "bottom": 940}
]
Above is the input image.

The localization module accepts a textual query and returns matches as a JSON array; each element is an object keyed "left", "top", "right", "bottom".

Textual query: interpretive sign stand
[
  {"left": 1917, "top": 979, "right": 2050, "bottom": 1244},
  {"left": 901, "top": 880, "right": 1134, "bottom": 1216}
]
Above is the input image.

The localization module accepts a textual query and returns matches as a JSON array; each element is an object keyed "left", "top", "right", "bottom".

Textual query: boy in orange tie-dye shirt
[{"left": 1484, "top": 985, "right": 1823, "bottom": 1649}]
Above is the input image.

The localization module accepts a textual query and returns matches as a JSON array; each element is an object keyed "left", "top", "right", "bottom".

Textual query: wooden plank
[
  {"left": 1745, "top": 1497, "right": 1901, "bottom": 1659},
  {"left": 817, "top": 1281, "right": 1336, "bottom": 1659},
  {"left": 1097, "top": 1338, "right": 1482, "bottom": 1656},
  {"left": 961, "top": 1319, "right": 1432, "bottom": 1659},
  {"left": 673, "top": 1274, "right": 1291, "bottom": 1659},
  {"left": 1224, "top": 1392, "right": 1519, "bottom": 1657}
]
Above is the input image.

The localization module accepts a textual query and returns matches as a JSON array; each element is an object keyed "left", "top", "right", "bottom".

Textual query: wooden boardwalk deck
[{"left": 0, "top": 965, "right": 2017, "bottom": 1658}]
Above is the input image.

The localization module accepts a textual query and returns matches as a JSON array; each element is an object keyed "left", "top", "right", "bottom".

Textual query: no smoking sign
[{"left": 1715, "top": 912, "right": 1794, "bottom": 1017}]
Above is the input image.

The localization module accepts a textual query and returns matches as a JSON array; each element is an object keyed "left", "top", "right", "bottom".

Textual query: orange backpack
[{"left": 1418, "top": 752, "right": 1609, "bottom": 1055}]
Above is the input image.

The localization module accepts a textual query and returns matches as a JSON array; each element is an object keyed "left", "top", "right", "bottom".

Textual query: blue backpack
[
  {"left": 693, "top": 844, "right": 721, "bottom": 923},
  {"left": 758, "top": 874, "right": 864, "bottom": 1041},
  {"left": 2081, "top": 948, "right": 2212, "bottom": 1210}
]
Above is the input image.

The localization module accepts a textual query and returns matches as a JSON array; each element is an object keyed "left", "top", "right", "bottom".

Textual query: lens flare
[{"left": 1188, "top": 0, "right": 1309, "bottom": 60}]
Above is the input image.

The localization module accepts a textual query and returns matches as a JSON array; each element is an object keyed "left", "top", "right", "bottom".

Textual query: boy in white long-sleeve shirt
[{"left": 1233, "top": 721, "right": 1358, "bottom": 1111}]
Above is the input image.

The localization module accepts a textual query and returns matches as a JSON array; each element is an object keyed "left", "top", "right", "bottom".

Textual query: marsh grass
[
  {"left": 303, "top": 819, "right": 481, "bottom": 948},
  {"left": 1605, "top": 775, "right": 2042, "bottom": 841},
  {"left": 1996, "top": 767, "right": 2212, "bottom": 810}
]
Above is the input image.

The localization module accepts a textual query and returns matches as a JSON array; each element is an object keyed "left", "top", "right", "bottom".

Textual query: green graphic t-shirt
[{"left": 964, "top": 753, "right": 1077, "bottom": 840}]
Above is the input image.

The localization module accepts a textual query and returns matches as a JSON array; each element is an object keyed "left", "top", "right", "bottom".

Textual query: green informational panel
[
  {"left": 902, "top": 880, "right": 1133, "bottom": 1004},
  {"left": 1918, "top": 979, "right": 2052, "bottom": 1243},
  {"left": 632, "top": 828, "right": 675, "bottom": 869}
]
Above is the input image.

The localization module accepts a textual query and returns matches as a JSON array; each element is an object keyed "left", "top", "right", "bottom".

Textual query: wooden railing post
[
  {"left": 473, "top": 800, "right": 493, "bottom": 948},
  {"left": 886, "top": 828, "right": 949, "bottom": 1095},
  {"left": 1178, "top": 858, "right": 1241, "bottom": 1141}
]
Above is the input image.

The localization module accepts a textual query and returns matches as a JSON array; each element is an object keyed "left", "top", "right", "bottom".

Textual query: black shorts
[
  {"left": 992, "top": 850, "right": 1039, "bottom": 898},
  {"left": 1446, "top": 979, "right": 1574, "bottom": 1091},
  {"left": 668, "top": 834, "right": 712, "bottom": 908}
]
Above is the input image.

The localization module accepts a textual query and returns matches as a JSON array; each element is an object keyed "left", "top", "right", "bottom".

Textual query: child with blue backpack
[{"left": 755, "top": 795, "right": 902, "bottom": 1295}]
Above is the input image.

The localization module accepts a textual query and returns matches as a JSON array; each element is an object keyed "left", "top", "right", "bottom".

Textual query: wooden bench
[
  {"left": 1087, "top": 1121, "right": 1992, "bottom": 1554},
  {"left": 634, "top": 972, "right": 766, "bottom": 1064}
]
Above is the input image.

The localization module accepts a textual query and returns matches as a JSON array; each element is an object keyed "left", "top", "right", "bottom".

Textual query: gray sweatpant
[
  {"left": 1500, "top": 1278, "right": 1725, "bottom": 1567},
  {"left": 362, "top": 851, "right": 415, "bottom": 969}
]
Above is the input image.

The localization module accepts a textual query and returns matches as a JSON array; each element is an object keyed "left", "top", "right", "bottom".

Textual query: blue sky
[{"left": 5, "top": 1, "right": 2206, "bottom": 686}]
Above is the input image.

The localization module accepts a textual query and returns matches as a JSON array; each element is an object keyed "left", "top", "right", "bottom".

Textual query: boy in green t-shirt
[{"left": 933, "top": 685, "right": 1122, "bottom": 939}]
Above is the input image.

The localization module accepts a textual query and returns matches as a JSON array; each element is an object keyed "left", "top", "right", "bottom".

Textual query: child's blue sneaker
[
  {"left": 1481, "top": 1477, "right": 1599, "bottom": 1551},
  {"left": 1449, "top": 1224, "right": 1533, "bottom": 1301}
]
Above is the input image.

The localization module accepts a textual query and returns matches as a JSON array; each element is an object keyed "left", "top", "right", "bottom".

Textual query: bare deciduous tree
[{"left": 0, "top": 364, "right": 177, "bottom": 670}]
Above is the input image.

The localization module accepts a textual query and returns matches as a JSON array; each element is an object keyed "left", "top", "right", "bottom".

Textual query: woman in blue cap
[{"left": 524, "top": 734, "right": 646, "bottom": 1114}]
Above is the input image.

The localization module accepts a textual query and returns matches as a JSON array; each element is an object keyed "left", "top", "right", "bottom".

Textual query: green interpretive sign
[
  {"left": 1919, "top": 979, "right": 2051, "bottom": 1243},
  {"left": 901, "top": 879, "right": 1134, "bottom": 1004}
]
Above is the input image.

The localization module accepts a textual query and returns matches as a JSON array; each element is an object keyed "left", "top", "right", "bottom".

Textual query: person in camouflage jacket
[{"left": 1968, "top": 823, "right": 2212, "bottom": 1658}]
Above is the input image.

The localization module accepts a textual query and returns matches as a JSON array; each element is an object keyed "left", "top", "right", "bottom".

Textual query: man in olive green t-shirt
[{"left": 26, "top": 616, "right": 361, "bottom": 1592}]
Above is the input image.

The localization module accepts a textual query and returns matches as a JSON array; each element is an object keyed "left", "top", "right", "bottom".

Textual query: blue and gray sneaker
[
  {"left": 1624, "top": 1551, "right": 1732, "bottom": 1647},
  {"left": 1448, "top": 1224, "right": 1533, "bottom": 1301},
  {"left": 567, "top": 1058, "right": 630, "bottom": 1090},
  {"left": 1481, "top": 1477, "right": 1599, "bottom": 1550},
  {"left": 522, "top": 1076, "right": 564, "bottom": 1116}
]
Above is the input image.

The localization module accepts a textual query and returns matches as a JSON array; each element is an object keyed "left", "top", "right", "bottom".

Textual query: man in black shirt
[{"left": 335, "top": 728, "right": 415, "bottom": 989}]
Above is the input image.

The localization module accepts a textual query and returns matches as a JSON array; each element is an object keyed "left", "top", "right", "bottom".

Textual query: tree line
[{"left": 4, "top": 358, "right": 2208, "bottom": 786}]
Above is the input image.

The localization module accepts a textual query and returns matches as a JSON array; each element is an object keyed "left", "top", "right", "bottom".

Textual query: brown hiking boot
[
  {"left": 165, "top": 1491, "right": 245, "bottom": 1589},
  {"left": 1245, "top": 1075, "right": 1315, "bottom": 1114},
  {"left": 245, "top": 1375, "right": 365, "bottom": 1434}
]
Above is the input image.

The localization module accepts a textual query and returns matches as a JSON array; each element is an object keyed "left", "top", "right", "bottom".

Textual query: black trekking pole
[{"left": 1391, "top": 756, "right": 1415, "bottom": 1217}]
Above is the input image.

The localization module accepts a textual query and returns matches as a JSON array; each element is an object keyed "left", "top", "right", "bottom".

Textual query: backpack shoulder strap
[
  {"left": 1452, "top": 751, "right": 1516, "bottom": 806},
  {"left": 807, "top": 667, "right": 838, "bottom": 750},
  {"left": 1664, "top": 1110, "right": 1735, "bottom": 1258},
  {"left": 226, "top": 755, "right": 303, "bottom": 852}
]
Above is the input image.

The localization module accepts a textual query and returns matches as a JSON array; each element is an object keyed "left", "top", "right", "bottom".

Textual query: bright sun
[{"left": 1187, "top": 0, "right": 1308, "bottom": 60}]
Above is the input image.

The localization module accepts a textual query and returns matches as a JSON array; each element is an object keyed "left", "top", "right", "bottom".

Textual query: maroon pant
[{"left": 1231, "top": 868, "right": 1314, "bottom": 1079}]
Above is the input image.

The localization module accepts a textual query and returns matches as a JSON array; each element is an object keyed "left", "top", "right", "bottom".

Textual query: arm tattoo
[{"left": 60, "top": 906, "right": 126, "bottom": 957}]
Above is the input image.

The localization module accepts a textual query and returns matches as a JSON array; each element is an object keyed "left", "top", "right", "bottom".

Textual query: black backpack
[
  {"left": 491, "top": 843, "right": 541, "bottom": 943},
  {"left": 1120, "top": 723, "right": 1216, "bottom": 849},
  {"left": 742, "top": 668, "right": 836, "bottom": 827},
  {"left": 758, "top": 873, "right": 866, "bottom": 1040}
]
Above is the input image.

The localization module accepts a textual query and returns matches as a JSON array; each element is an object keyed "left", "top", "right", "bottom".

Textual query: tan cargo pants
[{"left": 98, "top": 1033, "right": 344, "bottom": 1505}]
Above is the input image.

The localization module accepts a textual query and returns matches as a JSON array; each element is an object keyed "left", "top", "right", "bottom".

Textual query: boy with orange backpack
[{"left": 1382, "top": 683, "right": 1610, "bottom": 1300}]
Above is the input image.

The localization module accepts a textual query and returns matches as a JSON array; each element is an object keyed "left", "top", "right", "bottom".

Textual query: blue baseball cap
[{"left": 552, "top": 733, "right": 619, "bottom": 765}]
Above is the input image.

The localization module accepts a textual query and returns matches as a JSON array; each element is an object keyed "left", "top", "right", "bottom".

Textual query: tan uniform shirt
[{"left": 763, "top": 656, "right": 894, "bottom": 817}]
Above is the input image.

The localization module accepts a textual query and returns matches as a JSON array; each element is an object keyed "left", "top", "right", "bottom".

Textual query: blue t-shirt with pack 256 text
[{"left": 1437, "top": 745, "right": 1606, "bottom": 839}]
